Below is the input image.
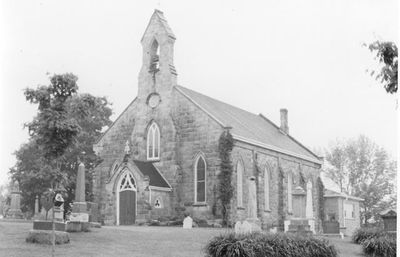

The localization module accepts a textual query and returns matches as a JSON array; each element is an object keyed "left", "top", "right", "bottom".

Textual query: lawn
[{"left": 0, "top": 221, "right": 363, "bottom": 257}]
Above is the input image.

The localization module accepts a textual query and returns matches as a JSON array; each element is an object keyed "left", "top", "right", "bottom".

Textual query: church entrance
[{"left": 118, "top": 171, "right": 137, "bottom": 225}]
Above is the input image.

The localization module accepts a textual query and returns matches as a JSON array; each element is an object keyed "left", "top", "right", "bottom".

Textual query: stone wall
[
  {"left": 170, "top": 89, "right": 224, "bottom": 220},
  {"left": 230, "top": 141, "right": 321, "bottom": 231}
]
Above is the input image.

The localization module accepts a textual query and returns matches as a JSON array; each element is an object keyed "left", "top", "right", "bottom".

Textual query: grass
[{"left": 0, "top": 221, "right": 364, "bottom": 257}]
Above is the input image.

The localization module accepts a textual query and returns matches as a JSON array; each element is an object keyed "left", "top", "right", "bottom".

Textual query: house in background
[{"left": 321, "top": 173, "right": 363, "bottom": 236}]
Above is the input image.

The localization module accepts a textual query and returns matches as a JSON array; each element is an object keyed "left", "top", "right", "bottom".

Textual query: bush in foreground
[
  {"left": 352, "top": 227, "right": 396, "bottom": 257},
  {"left": 352, "top": 227, "right": 387, "bottom": 244},
  {"left": 205, "top": 232, "right": 338, "bottom": 257},
  {"left": 361, "top": 234, "right": 396, "bottom": 257}
]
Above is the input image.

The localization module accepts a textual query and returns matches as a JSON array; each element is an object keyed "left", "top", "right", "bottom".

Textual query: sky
[{"left": 0, "top": 0, "right": 398, "bottom": 186}]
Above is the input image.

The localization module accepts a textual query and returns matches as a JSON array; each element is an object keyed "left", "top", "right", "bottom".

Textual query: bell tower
[{"left": 138, "top": 10, "right": 177, "bottom": 101}]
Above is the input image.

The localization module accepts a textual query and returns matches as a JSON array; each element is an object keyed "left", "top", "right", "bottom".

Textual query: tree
[
  {"left": 366, "top": 41, "right": 398, "bottom": 94},
  {"left": 325, "top": 135, "right": 396, "bottom": 225},
  {"left": 9, "top": 73, "right": 112, "bottom": 213}
]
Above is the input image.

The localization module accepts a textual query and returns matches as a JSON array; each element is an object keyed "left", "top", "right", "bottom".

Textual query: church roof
[
  {"left": 324, "top": 189, "right": 364, "bottom": 201},
  {"left": 175, "top": 85, "right": 322, "bottom": 164},
  {"left": 133, "top": 160, "right": 171, "bottom": 189}
]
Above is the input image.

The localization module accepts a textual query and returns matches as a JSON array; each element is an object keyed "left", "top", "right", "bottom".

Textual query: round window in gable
[{"left": 147, "top": 93, "right": 161, "bottom": 108}]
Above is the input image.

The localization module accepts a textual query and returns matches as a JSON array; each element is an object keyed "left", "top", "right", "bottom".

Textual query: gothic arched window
[
  {"left": 147, "top": 122, "right": 160, "bottom": 160},
  {"left": 236, "top": 160, "right": 244, "bottom": 207},
  {"left": 119, "top": 172, "right": 136, "bottom": 191},
  {"left": 194, "top": 156, "right": 206, "bottom": 203},
  {"left": 264, "top": 167, "right": 270, "bottom": 210},
  {"left": 288, "top": 172, "right": 293, "bottom": 213}
]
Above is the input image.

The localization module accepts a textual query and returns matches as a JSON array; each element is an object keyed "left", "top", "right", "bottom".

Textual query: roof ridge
[
  {"left": 258, "top": 113, "right": 321, "bottom": 160},
  {"left": 175, "top": 85, "right": 322, "bottom": 164}
]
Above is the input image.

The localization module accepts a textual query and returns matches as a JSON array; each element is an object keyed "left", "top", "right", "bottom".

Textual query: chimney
[{"left": 280, "top": 109, "right": 289, "bottom": 134}]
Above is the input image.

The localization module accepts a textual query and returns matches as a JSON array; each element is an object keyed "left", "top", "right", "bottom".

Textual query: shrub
[
  {"left": 352, "top": 227, "right": 394, "bottom": 244},
  {"left": 362, "top": 234, "right": 396, "bottom": 257},
  {"left": 205, "top": 232, "right": 338, "bottom": 257},
  {"left": 352, "top": 227, "right": 383, "bottom": 244}
]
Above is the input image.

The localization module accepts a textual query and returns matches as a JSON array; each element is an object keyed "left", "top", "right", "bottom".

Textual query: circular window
[{"left": 148, "top": 93, "right": 161, "bottom": 108}]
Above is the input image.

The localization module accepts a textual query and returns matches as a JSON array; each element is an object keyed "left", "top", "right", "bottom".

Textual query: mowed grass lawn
[{"left": 0, "top": 221, "right": 363, "bottom": 257}]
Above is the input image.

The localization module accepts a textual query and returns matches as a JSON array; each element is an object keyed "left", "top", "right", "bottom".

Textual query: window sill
[
  {"left": 192, "top": 203, "right": 207, "bottom": 207},
  {"left": 237, "top": 207, "right": 245, "bottom": 210},
  {"left": 264, "top": 209, "right": 271, "bottom": 213}
]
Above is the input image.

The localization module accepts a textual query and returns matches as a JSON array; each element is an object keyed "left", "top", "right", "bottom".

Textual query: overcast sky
[{"left": 0, "top": 0, "right": 398, "bottom": 186}]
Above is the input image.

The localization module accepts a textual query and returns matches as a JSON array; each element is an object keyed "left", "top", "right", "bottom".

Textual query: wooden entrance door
[{"left": 119, "top": 190, "right": 136, "bottom": 225}]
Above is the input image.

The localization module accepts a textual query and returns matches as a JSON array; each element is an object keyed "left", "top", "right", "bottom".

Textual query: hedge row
[
  {"left": 352, "top": 227, "right": 396, "bottom": 257},
  {"left": 205, "top": 232, "right": 338, "bottom": 257}
]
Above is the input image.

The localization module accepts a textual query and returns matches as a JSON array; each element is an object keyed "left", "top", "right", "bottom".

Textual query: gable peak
[{"left": 141, "top": 9, "right": 176, "bottom": 43}]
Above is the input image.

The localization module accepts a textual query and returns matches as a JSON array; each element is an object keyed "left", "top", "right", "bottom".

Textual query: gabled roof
[
  {"left": 324, "top": 189, "right": 364, "bottom": 201},
  {"left": 133, "top": 160, "right": 171, "bottom": 189},
  {"left": 174, "top": 85, "right": 322, "bottom": 164},
  {"left": 380, "top": 209, "right": 396, "bottom": 217},
  {"left": 141, "top": 9, "right": 176, "bottom": 42}
]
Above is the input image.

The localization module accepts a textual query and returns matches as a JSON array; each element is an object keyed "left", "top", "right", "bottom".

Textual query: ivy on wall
[
  {"left": 218, "top": 130, "right": 234, "bottom": 226},
  {"left": 277, "top": 166, "right": 285, "bottom": 231},
  {"left": 317, "top": 176, "right": 325, "bottom": 222}
]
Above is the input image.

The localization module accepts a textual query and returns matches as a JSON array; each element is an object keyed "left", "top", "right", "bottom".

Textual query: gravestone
[
  {"left": 66, "top": 161, "right": 94, "bottom": 232},
  {"left": 234, "top": 221, "right": 242, "bottom": 234},
  {"left": 6, "top": 181, "right": 23, "bottom": 219},
  {"left": 244, "top": 177, "right": 261, "bottom": 232},
  {"left": 183, "top": 216, "right": 193, "bottom": 229},
  {"left": 28, "top": 190, "right": 70, "bottom": 245}
]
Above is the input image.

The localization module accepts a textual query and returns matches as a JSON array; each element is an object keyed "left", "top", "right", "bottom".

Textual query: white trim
[
  {"left": 149, "top": 186, "right": 172, "bottom": 192},
  {"left": 116, "top": 169, "right": 137, "bottom": 226},
  {"left": 194, "top": 155, "right": 207, "bottom": 204},
  {"left": 147, "top": 122, "right": 161, "bottom": 161},
  {"left": 232, "top": 134, "right": 323, "bottom": 164}
]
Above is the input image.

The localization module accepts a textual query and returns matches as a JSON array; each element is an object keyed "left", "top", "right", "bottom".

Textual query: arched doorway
[{"left": 117, "top": 171, "right": 137, "bottom": 225}]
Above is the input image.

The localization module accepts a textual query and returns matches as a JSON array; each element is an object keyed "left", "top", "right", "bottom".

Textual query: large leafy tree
[
  {"left": 9, "top": 73, "right": 112, "bottom": 213},
  {"left": 325, "top": 135, "right": 396, "bottom": 225},
  {"left": 366, "top": 41, "right": 398, "bottom": 94}
]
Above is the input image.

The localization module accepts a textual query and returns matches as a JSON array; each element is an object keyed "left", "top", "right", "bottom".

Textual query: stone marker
[
  {"left": 234, "top": 221, "right": 242, "bottom": 234},
  {"left": 244, "top": 177, "right": 261, "bottom": 232},
  {"left": 306, "top": 181, "right": 314, "bottom": 218},
  {"left": 7, "top": 181, "right": 23, "bottom": 219},
  {"left": 75, "top": 162, "right": 86, "bottom": 203},
  {"left": 67, "top": 161, "right": 92, "bottom": 232},
  {"left": 183, "top": 216, "right": 193, "bottom": 229}
]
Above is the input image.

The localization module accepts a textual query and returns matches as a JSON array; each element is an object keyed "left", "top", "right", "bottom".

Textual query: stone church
[{"left": 93, "top": 10, "right": 323, "bottom": 231}]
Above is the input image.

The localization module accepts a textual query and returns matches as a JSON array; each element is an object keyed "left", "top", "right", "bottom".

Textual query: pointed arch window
[
  {"left": 264, "top": 167, "right": 270, "bottom": 210},
  {"left": 194, "top": 156, "right": 206, "bottom": 203},
  {"left": 288, "top": 172, "right": 293, "bottom": 213},
  {"left": 147, "top": 122, "right": 160, "bottom": 160},
  {"left": 119, "top": 172, "right": 136, "bottom": 191},
  {"left": 236, "top": 160, "right": 244, "bottom": 208}
]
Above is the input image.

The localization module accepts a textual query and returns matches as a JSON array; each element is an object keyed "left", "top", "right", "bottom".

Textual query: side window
[
  {"left": 195, "top": 156, "right": 206, "bottom": 203},
  {"left": 147, "top": 122, "right": 160, "bottom": 160},
  {"left": 264, "top": 167, "right": 270, "bottom": 210},
  {"left": 237, "top": 161, "right": 244, "bottom": 207}
]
